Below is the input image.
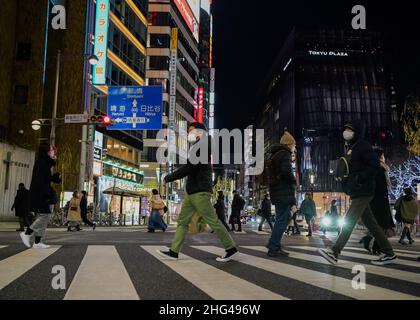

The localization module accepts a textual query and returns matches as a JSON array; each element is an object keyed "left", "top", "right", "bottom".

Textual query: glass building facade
[{"left": 257, "top": 28, "right": 395, "bottom": 193}]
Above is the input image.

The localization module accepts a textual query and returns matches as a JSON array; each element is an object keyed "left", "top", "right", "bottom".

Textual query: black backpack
[{"left": 335, "top": 142, "right": 360, "bottom": 195}]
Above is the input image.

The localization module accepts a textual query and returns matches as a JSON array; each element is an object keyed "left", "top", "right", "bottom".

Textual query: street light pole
[{"left": 50, "top": 50, "right": 61, "bottom": 147}]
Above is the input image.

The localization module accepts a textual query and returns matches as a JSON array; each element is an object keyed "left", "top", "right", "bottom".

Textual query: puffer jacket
[
  {"left": 266, "top": 144, "right": 297, "bottom": 205},
  {"left": 343, "top": 120, "right": 380, "bottom": 199},
  {"left": 165, "top": 137, "right": 213, "bottom": 195}
]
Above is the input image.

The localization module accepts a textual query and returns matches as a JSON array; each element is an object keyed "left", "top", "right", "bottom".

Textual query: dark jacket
[
  {"left": 29, "top": 151, "right": 56, "bottom": 214},
  {"left": 370, "top": 166, "right": 394, "bottom": 229},
  {"left": 344, "top": 120, "right": 380, "bottom": 199},
  {"left": 261, "top": 198, "right": 272, "bottom": 218},
  {"left": 12, "top": 188, "right": 30, "bottom": 217},
  {"left": 395, "top": 194, "right": 419, "bottom": 224},
  {"left": 231, "top": 194, "right": 244, "bottom": 216},
  {"left": 165, "top": 137, "right": 213, "bottom": 195},
  {"left": 80, "top": 195, "right": 88, "bottom": 216},
  {"left": 300, "top": 199, "right": 316, "bottom": 219},
  {"left": 214, "top": 197, "right": 226, "bottom": 221},
  {"left": 330, "top": 204, "right": 339, "bottom": 217},
  {"left": 267, "top": 144, "right": 296, "bottom": 205}
]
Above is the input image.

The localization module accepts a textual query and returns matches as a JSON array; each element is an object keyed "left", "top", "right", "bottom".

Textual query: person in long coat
[
  {"left": 258, "top": 194, "right": 273, "bottom": 231},
  {"left": 67, "top": 191, "right": 82, "bottom": 232},
  {"left": 360, "top": 148, "right": 395, "bottom": 254},
  {"left": 148, "top": 189, "right": 168, "bottom": 232},
  {"left": 20, "top": 143, "right": 59, "bottom": 249},
  {"left": 12, "top": 183, "right": 31, "bottom": 231}
]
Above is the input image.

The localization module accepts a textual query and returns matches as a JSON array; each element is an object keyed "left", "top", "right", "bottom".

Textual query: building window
[
  {"left": 13, "top": 85, "right": 29, "bottom": 104},
  {"left": 16, "top": 43, "right": 31, "bottom": 61}
]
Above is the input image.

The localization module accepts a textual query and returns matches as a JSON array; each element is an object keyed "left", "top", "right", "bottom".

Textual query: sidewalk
[{"left": 0, "top": 221, "right": 177, "bottom": 232}]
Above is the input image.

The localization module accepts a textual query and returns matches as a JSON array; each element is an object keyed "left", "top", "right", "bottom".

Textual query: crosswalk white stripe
[
  {"left": 242, "top": 246, "right": 420, "bottom": 285},
  {"left": 288, "top": 246, "right": 420, "bottom": 269},
  {"left": 141, "top": 246, "right": 287, "bottom": 300},
  {"left": 0, "top": 245, "right": 7, "bottom": 249},
  {"left": 64, "top": 246, "right": 139, "bottom": 300},
  {"left": 193, "top": 246, "right": 420, "bottom": 300},
  {"left": 345, "top": 247, "right": 420, "bottom": 259},
  {"left": 0, "top": 247, "right": 60, "bottom": 290}
]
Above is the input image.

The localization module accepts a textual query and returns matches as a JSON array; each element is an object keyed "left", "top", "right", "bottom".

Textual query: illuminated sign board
[
  {"left": 187, "top": 0, "right": 201, "bottom": 22},
  {"left": 173, "top": 0, "right": 199, "bottom": 42},
  {"left": 308, "top": 50, "right": 349, "bottom": 57},
  {"left": 103, "top": 162, "right": 144, "bottom": 185},
  {"left": 92, "top": 0, "right": 110, "bottom": 85}
]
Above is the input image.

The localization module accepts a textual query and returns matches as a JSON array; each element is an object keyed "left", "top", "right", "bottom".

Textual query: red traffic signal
[{"left": 90, "top": 115, "right": 114, "bottom": 126}]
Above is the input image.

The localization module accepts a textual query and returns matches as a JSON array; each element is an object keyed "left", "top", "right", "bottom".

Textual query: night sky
[{"left": 212, "top": 0, "right": 420, "bottom": 130}]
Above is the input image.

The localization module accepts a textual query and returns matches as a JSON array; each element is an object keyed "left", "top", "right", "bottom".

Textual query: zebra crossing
[{"left": 0, "top": 244, "right": 419, "bottom": 300}]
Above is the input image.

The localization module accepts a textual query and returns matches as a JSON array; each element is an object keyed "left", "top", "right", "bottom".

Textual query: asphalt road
[{"left": 0, "top": 223, "right": 419, "bottom": 300}]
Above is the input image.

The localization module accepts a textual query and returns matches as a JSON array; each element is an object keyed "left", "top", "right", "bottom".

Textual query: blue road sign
[{"left": 107, "top": 86, "right": 163, "bottom": 131}]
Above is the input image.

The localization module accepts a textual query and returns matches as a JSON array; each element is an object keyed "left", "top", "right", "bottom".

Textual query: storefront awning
[{"left": 102, "top": 187, "right": 143, "bottom": 198}]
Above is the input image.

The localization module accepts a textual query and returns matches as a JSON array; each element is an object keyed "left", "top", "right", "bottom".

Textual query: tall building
[
  {"left": 0, "top": 0, "right": 152, "bottom": 223},
  {"left": 147, "top": 0, "right": 201, "bottom": 210},
  {"left": 255, "top": 28, "right": 396, "bottom": 208}
]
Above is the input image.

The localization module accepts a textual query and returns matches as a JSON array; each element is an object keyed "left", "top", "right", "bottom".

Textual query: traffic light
[{"left": 90, "top": 115, "right": 114, "bottom": 127}]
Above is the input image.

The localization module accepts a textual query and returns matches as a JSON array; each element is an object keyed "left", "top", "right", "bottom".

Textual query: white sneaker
[
  {"left": 20, "top": 232, "right": 32, "bottom": 248},
  {"left": 32, "top": 243, "right": 51, "bottom": 249}
]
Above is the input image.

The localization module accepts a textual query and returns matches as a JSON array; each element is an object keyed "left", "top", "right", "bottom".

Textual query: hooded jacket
[
  {"left": 266, "top": 144, "right": 296, "bottom": 205},
  {"left": 343, "top": 120, "right": 380, "bottom": 199},
  {"left": 164, "top": 136, "right": 213, "bottom": 195}
]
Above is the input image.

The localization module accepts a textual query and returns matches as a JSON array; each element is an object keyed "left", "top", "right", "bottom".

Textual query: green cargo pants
[{"left": 171, "top": 192, "right": 236, "bottom": 253}]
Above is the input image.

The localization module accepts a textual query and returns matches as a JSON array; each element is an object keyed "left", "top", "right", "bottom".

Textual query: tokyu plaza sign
[{"left": 308, "top": 50, "right": 349, "bottom": 57}]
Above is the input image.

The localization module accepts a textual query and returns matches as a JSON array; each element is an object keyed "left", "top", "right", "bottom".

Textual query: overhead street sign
[{"left": 107, "top": 86, "right": 163, "bottom": 131}]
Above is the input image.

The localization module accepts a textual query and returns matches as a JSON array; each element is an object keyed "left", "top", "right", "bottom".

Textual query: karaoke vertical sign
[{"left": 92, "top": 0, "right": 110, "bottom": 85}]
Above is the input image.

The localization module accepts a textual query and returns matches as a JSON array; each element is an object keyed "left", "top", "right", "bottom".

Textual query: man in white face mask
[
  {"left": 158, "top": 122, "right": 239, "bottom": 263},
  {"left": 318, "top": 120, "right": 397, "bottom": 266}
]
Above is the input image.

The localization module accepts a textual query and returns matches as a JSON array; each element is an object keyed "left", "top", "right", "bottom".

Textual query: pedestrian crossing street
[{"left": 0, "top": 244, "right": 419, "bottom": 300}]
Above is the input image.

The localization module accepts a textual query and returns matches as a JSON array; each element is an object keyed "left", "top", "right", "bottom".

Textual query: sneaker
[
  {"left": 157, "top": 249, "right": 178, "bottom": 261},
  {"left": 318, "top": 248, "right": 338, "bottom": 265},
  {"left": 398, "top": 240, "right": 407, "bottom": 245},
  {"left": 267, "top": 249, "right": 289, "bottom": 257},
  {"left": 216, "top": 248, "right": 239, "bottom": 262},
  {"left": 32, "top": 243, "right": 51, "bottom": 249},
  {"left": 20, "top": 232, "right": 32, "bottom": 248},
  {"left": 408, "top": 239, "right": 415, "bottom": 245},
  {"left": 371, "top": 254, "right": 397, "bottom": 266}
]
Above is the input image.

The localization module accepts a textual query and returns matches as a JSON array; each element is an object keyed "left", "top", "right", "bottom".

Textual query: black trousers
[
  {"left": 230, "top": 214, "right": 242, "bottom": 231},
  {"left": 258, "top": 216, "right": 273, "bottom": 231},
  {"left": 81, "top": 212, "right": 95, "bottom": 227},
  {"left": 218, "top": 217, "right": 231, "bottom": 231}
]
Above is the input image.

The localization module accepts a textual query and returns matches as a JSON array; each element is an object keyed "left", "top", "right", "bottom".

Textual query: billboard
[
  {"left": 173, "top": 0, "right": 199, "bottom": 42},
  {"left": 107, "top": 86, "right": 163, "bottom": 131},
  {"left": 200, "top": 0, "right": 211, "bottom": 14},
  {"left": 92, "top": 0, "right": 110, "bottom": 85},
  {"left": 187, "top": 0, "right": 201, "bottom": 21}
]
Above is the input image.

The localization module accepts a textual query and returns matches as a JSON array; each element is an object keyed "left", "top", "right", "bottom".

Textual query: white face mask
[{"left": 343, "top": 131, "right": 354, "bottom": 141}]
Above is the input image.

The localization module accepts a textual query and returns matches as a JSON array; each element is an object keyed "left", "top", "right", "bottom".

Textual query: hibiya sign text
[
  {"left": 308, "top": 50, "right": 349, "bottom": 57},
  {"left": 92, "top": 0, "right": 110, "bottom": 85},
  {"left": 174, "top": 0, "right": 199, "bottom": 42}
]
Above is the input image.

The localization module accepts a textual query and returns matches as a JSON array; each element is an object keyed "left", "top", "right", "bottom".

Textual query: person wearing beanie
[
  {"left": 266, "top": 130, "right": 297, "bottom": 257},
  {"left": 319, "top": 120, "right": 397, "bottom": 266}
]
